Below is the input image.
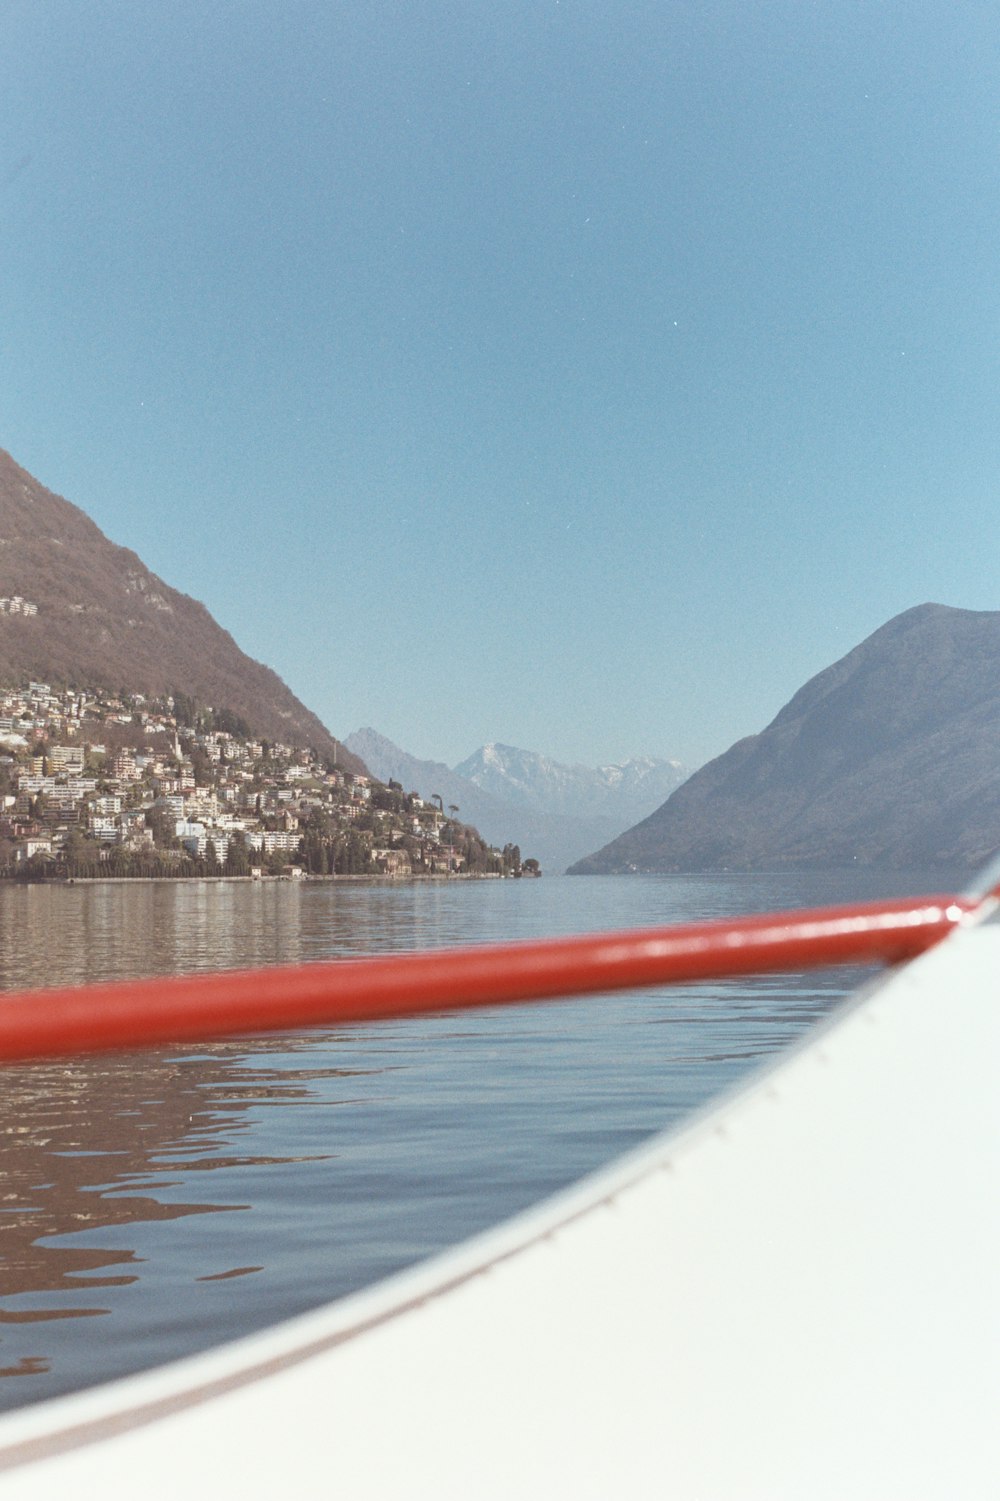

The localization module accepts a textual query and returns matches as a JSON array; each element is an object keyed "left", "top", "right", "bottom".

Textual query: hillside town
[{"left": 0, "top": 682, "right": 534, "bottom": 880}]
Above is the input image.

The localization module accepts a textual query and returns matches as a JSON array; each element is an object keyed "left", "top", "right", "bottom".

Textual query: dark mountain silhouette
[
  {"left": 0, "top": 449, "right": 365, "bottom": 772},
  {"left": 570, "top": 604, "right": 1000, "bottom": 873}
]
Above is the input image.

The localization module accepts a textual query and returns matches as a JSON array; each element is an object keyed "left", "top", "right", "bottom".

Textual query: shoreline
[{"left": 3, "top": 871, "right": 523, "bottom": 887}]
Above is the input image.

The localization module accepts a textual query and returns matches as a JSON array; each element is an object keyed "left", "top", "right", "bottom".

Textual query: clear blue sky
[{"left": 3, "top": 2, "right": 997, "bottom": 769}]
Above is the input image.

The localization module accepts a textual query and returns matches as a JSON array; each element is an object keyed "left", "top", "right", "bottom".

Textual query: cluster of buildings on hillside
[
  {"left": 0, "top": 596, "right": 38, "bottom": 616},
  {"left": 0, "top": 683, "right": 526, "bottom": 879}
]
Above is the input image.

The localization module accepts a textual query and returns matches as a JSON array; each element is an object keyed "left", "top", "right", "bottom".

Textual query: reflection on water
[
  {"left": 0, "top": 869, "right": 960, "bottom": 1410},
  {"left": 0, "top": 1045, "right": 336, "bottom": 1313}
]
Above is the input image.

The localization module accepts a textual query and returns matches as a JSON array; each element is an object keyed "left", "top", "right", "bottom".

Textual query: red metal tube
[{"left": 0, "top": 894, "right": 971, "bottom": 1062}]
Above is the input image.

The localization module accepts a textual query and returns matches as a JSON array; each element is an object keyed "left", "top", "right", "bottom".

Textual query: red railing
[{"left": 0, "top": 894, "right": 971, "bottom": 1062}]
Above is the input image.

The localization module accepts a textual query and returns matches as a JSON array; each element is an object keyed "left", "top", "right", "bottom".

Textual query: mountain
[
  {"left": 0, "top": 449, "right": 365, "bottom": 772},
  {"left": 569, "top": 604, "right": 1000, "bottom": 874},
  {"left": 343, "top": 730, "right": 469, "bottom": 811},
  {"left": 455, "top": 743, "right": 688, "bottom": 822},
  {"left": 346, "top": 729, "right": 690, "bottom": 873}
]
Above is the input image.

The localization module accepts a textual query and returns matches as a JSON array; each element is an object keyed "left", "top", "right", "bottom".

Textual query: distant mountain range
[
  {"left": 344, "top": 730, "right": 690, "bottom": 873},
  {"left": 570, "top": 604, "right": 1000, "bottom": 873},
  {"left": 0, "top": 449, "right": 365, "bottom": 773},
  {"left": 454, "top": 743, "right": 688, "bottom": 819}
]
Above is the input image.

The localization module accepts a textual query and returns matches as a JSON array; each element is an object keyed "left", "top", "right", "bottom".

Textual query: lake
[{"left": 0, "top": 868, "right": 962, "bottom": 1410}]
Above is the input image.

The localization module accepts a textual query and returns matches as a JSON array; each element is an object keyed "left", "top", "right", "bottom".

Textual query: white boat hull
[{"left": 1, "top": 913, "right": 997, "bottom": 1498}]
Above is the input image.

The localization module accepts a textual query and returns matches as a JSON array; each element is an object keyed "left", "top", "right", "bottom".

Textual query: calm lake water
[{"left": 0, "top": 868, "right": 962, "bottom": 1412}]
